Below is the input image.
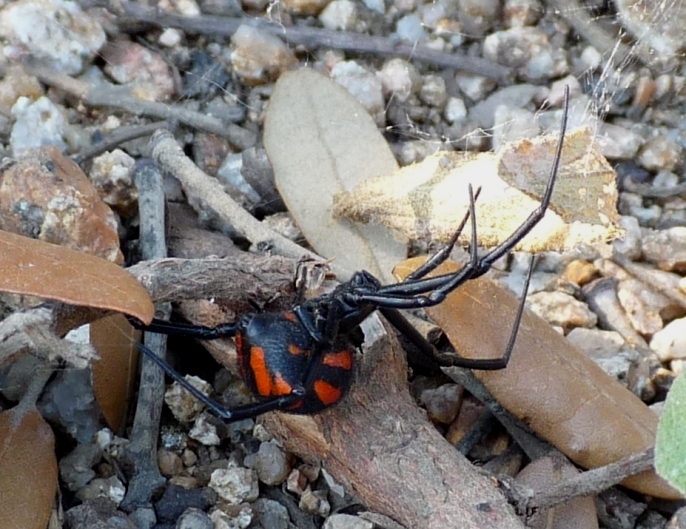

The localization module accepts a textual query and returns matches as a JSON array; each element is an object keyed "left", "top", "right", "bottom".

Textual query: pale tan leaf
[
  {"left": 394, "top": 258, "right": 681, "bottom": 500},
  {"left": 334, "top": 127, "right": 621, "bottom": 252},
  {"left": 0, "top": 407, "right": 58, "bottom": 529},
  {"left": 264, "top": 68, "right": 406, "bottom": 283}
]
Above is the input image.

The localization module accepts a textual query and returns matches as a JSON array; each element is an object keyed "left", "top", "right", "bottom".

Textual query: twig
[
  {"left": 115, "top": 1, "right": 512, "bottom": 82},
  {"left": 120, "top": 160, "right": 169, "bottom": 513},
  {"left": 148, "top": 129, "right": 320, "bottom": 261},
  {"left": 520, "top": 448, "right": 656, "bottom": 512},
  {"left": 127, "top": 255, "right": 298, "bottom": 305},
  {"left": 23, "top": 59, "right": 256, "bottom": 150},
  {"left": 72, "top": 121, "right": 166, "bottom": 164},
  {"left": 0, "top": 308, "right": 97, "bottom": 370}
]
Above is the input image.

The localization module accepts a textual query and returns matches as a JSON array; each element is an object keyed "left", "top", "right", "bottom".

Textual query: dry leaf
[
  {"left": 91, "top": 314, "right": 141, "bottom": 433},
  {"left": 0, "top": 230, "right": 154, "bottom": 324},
  {"left": 334, "top": 127, "right": 621, "bottom": 252},
  {"left": 394, "top": 258, "right": 681, "bottom": 500},
  {"left": 515, "top": 455, "right": 599, "bottom": 529},
  {"left": 0, "top": 406, "right": 58, "bottom": 529},
  {"left": 264, "top": 67, "right": 406, "bottom": 283}
]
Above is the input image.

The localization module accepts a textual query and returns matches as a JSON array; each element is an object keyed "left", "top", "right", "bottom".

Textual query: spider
[{"left": 132, "top": 90, "right": 569, "bottom": 423}]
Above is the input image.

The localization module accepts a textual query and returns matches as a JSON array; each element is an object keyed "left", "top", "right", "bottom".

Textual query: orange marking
[
  {"left": 235, "top": 332, "right": 247, "bottom": 379},
  {"left": 249, "top": 346, "right": 272, "bottom": 396},
  {"left": 314, "top": 380, "right": 342, "bottom": 406},
  {"left": 273, "top": 373, "right": 293, "bottom": 396},
  {"left": 283, "top": 311, "right": 297, "bottom": 322},
  {"left": 288, "top": 343, "right": 305, "bottom": 355},
  {"left": 322, "top": 350, "right": 352, "bottom": 370}
]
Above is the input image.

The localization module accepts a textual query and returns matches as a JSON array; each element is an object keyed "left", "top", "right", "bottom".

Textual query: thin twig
[
  {"left": 23, "top": 59, "right": 256, "bottom": 150},
  {"left": 525, "top": 448, "right": 656, "bottom": 512},
  {"left": 120, "top": 159, "right": 169, "bottom": 513},
  {"left": 148, "top": 129, "right": 320, "bottom": 261},
  {"left": 72, "top": 121, "right": 167, "bottom": 164},
  {"left": 115, "top": 1, "right": 512, "bottom": 82}
]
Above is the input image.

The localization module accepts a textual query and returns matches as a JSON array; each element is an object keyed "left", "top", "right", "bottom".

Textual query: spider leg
[
  {"left": 136, "top": 341, "right": 305, "bottom": 422},
  {"left": 128, "top": 316, "right": 238, "bottom": 340},
  {"left": 382, "top": 256, "right": 536, "bottom": 370},
  {"left": 375, "top": 86, "right": 569, "bottom": 309},
  {"left": 406, "top": 186, "right": 482, "bottom": 281}
]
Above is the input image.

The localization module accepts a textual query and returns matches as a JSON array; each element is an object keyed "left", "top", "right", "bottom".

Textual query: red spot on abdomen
[
  {"left": 249, "top": 346, "right": 272, "bottom": 397},
  {"left": 322, "top": 350, "right": 353, "bottom": 370},
  {"left": 314, "top": 380, "right": 342, "bottom": 406}
]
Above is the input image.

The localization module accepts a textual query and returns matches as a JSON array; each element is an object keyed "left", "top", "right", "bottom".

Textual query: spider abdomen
[{"left": 235, "top": 311, "right": 355, "bottom": 415}]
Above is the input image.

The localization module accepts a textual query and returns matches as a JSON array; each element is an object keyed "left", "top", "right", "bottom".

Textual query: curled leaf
[
  {"left": 394, "top": 258, "right": 680, "bottom": 500},
  {"left": 335, "top": 127, "right": 621, "bottom": 252}
]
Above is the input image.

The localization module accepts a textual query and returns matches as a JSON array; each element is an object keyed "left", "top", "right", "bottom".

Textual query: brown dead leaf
[
  {"left": 0, "top": 406, "right": 58, "bottom": 529},
  {"left": 515, "top": 454, "right": 599, "bottom": 529},
  {"left": 394, "top": 258, "right": 681, "bottom": 500},
  {"left": 264, "top": 67, "right": 406, "bottom": 283},
  {"left": 0, "top": 230, "right": 154, "bottom": 324},
  {"left": 91, "top": 314, "right": 141, "bottom": 433},
  {"left": 334, "top": 127, "right": 621, "bottom": 252}
]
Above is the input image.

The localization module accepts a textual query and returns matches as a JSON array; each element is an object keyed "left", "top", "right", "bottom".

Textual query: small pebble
[
  {"left": 561, "top": 260, "right": 597, "bottom": 286},
  {"left": 101, "top": 41, "right": 175, "bottom": 101},
  {"left": 419, "top": 383, "right": 463, "bottom": 424},
  {"left": 230, "top": 24, "right": 298, "bottom": 84},
  {"left": 189, "top": 414, "right": 222, "bottom": 446},
  {"left": 59, "top": 443, "right": 103, "bottom": 492},
  {"left": 299, "top": 488, "right": 331, "bottom": 516},
  {"left": 642, "top": 227, "right": 686, "bottom": 272},
  {"left": 651, "top": 317, "right": 686, "bottom": 362},
  {"left": 282, "top": 0, "right": 330, "bottom": 15},
  {"left": 158, "top": 449, "right": 184, "bottom": 477},
  {"left": 527, "top": 291, "right": 598, "bottom": 330},
  {"left": 418, "top": 75, "right": 448, "bottom": 107},
  {"left": 253, "top": 440, "right": 291, "bottom": 486},
  {"left": 177, "top": 508, "right": 214, "bottom": 529},
  {"left": 377, "top": 58, "right": 421, "bottom": 103},
  {"left": 395, "top": 14, "right": 427, "bottom": 42},
  {"left": 503, "top": 0, "right": 542, "bottom": 28},
  {"left": 10, "top": 96, "right": 67, "bottom": 155},
  {"left": 596, "top": 123, "right": 643, "bottom": 160},
  {"left": 165, "top": 375, "right": 212, "bottom": 423},
  {"left": 331, "top": 61, "right": 385, "bottom": 125},
  {"left": 75, "top": 476, "right": 126, "bottom": 505},
  {"left": 483, "top": 27, "right": 568, "bottom": 81},
  {"left": 319, "top": 0, "right": 360, "bottom": 31},
  {"left": 89, "top": 149, "right": 137, "bottom": 214},
  {"left": 0, "top": 0, "right": 105, "bottom": 75},
  {"left": 444, "top": 97, "right": 467, "bottom": 124},
  {"left": 637, "top": 136, "right": 683, "bottom": 172},
  {"left": 323, "top": 514, "right": 374, "bottom": 529},
  {"left": 457, "top": 0, "right": 500, "bottom": 36},
  {"left": 252, "top": 498, "right": 290, "bottom": 529},
  {"left": 210, "top": 466, "right": 260, "bottom": 504}
]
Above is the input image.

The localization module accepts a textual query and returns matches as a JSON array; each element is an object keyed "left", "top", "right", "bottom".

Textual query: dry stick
[
  {"left": 524, "top": 448, "right": 656, "bottom": 512},
  {"left": 148, "top": 129, "right": 320, "bottom": 261},
  {"left": 72, "top": 121, "right": 166, "bottom": 164},
  {"left": 127, "top": 255, "right": 298, "bottom": 305},
  {"left": 116, "top": 1, "right": 512, "bottom": 82},
  {"left": 23, "top": 59, "right": 256, "bottom": 151},
  {"left": 120, "top": 160, "right": 169, "bottom": 514}
]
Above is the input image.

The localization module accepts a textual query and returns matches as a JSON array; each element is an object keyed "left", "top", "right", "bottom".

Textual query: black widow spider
[{"left": 133, "top": 89, "right": 569, "bottom": 423}]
